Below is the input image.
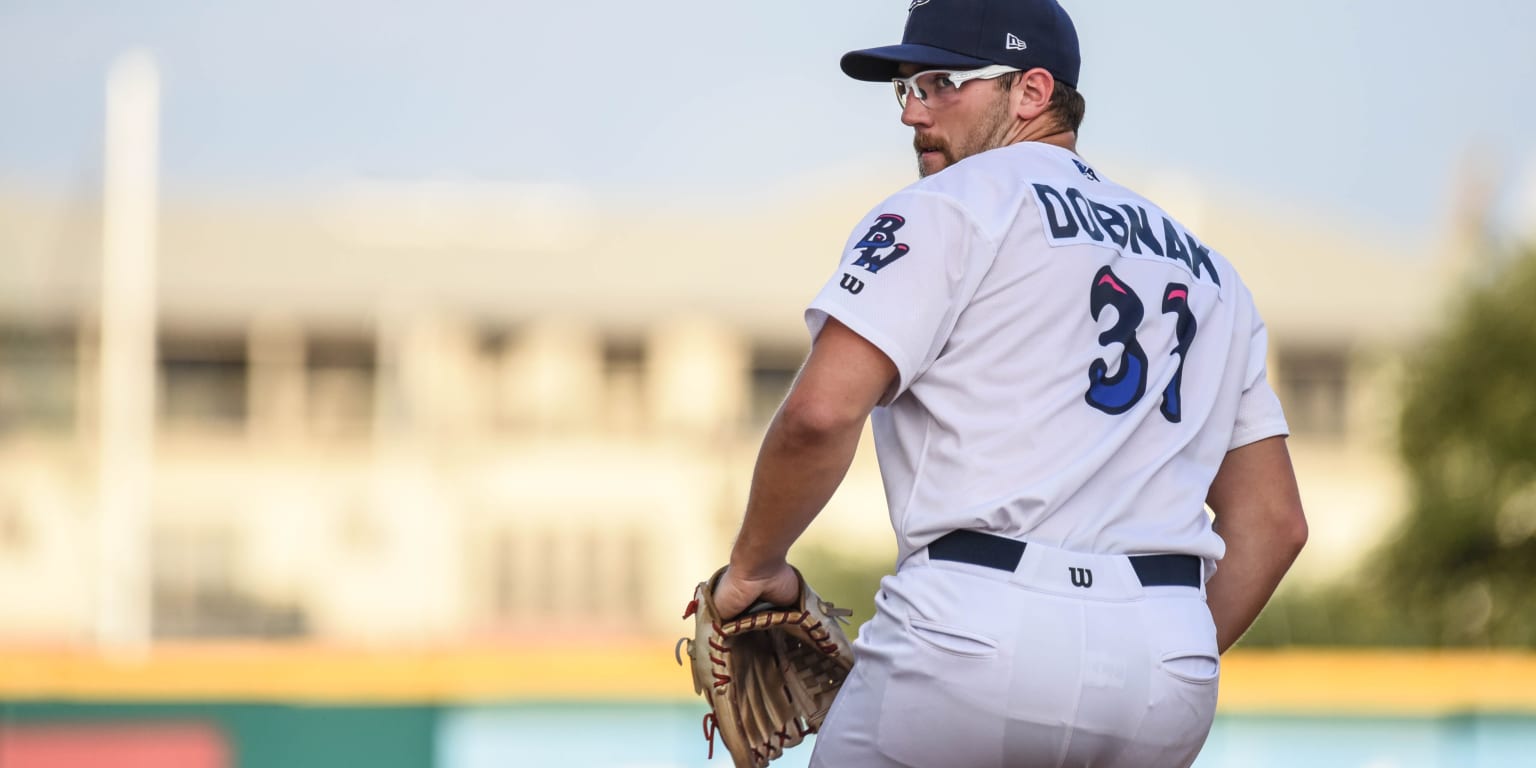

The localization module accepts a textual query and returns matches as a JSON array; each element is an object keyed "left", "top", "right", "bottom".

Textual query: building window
[
  {"left": 160, "top": 335, "right": 248, "bottom": 431},
  {"left": 488, "top": 529, "right": 516, "bottom": 621},
  {"left": 603, "top": 336, "right": 646, "bottom": 430},
  {"left": 151, "top": 522, "right": 306, "bottom": 639},
  {"left": 622, "top": 528, "right": 647, "bottom": 623},
  {"left": 480, "top": 525, "right": 539, "bottom": 631},
  {"left": 307, "top": 335, "right": 375, "bottom": 438},
  {"left": 749, "top": 344, "right": 805, "bottom": 426},
  {"left": 1277, "top": 346, "right": 1349, "bottom": 438},
  {"left": 0, "top": 325, "right": 76, "bottom": 435},
  {"left": 480, "top": 524, "right": 649, "bottom": 632}
]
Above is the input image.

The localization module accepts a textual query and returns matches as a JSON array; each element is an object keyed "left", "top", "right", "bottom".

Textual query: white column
[
  {"left": 497, "top": 320, "right": 603, "bottom": 432},
  {"left": 646, "top": 319, "right": 747, "bottom": 435},
  {"left": 96, "top": 50, "right": 159, "bottom": 653}
]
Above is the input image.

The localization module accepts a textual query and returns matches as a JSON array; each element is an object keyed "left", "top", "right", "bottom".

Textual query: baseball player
[{"left": 712, "top": 0, "right": 1308, "bottom": 766}]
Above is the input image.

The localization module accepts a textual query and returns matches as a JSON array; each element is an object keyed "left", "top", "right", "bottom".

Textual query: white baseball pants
[{"left": 808, "top": 540, "right": 1220, "bottom": 768}]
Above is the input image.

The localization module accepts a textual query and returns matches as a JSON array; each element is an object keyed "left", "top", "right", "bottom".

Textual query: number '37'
[{"left": 1084, "top": 266, "right": 1197, "bottom": 422}]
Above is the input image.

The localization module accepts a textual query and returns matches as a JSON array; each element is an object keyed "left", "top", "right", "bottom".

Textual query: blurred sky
[{"left": 2, "top": 0, "right": 1535, "bottom": 239}]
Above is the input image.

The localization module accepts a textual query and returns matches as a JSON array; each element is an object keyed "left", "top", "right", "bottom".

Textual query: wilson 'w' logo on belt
[{"left": 1068, "top": 567, "right": 1094, "bottom": 588}]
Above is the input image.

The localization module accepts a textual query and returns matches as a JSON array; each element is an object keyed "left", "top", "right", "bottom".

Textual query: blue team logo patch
[
  {"left": 1073, "top": 159, "right": 1100, "bottom": 181},
  {"left": 851, "top": 214, "right": 910, "bottom": 274}
]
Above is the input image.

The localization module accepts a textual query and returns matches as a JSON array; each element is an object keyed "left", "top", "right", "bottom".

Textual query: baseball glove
[{"left": 675, "top": 565, "right": 854, "bottom": 767}]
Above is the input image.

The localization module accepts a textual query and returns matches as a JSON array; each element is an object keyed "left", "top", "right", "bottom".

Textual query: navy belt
[{"left": 927, "top": 530, "right": 1202, "bottom": 588}]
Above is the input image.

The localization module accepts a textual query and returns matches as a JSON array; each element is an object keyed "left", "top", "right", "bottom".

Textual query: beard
[
  {"left": 912, "top": 134, "right": 954, "bottom": 178},
  {"left": 913, "top": 93, "right": 1016, "bottom": 178}
]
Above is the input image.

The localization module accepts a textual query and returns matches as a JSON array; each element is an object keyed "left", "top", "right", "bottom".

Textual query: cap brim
[{"left": 840, "top": 44, "right": 995, "bottom": 82}]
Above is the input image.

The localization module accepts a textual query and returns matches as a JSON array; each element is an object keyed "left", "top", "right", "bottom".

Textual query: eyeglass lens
[{"left": 895, "top": 72, "right": 959, "bottom": 107}]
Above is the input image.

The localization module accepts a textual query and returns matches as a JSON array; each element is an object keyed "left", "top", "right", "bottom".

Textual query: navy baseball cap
[{"left": 841, "top": 0, "right": 1081, "bottom": 89}]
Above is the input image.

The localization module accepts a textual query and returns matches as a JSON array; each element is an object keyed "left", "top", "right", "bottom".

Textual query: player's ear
[{"left": 1013, "top": 68, "right": 1055, "bottom": 122}]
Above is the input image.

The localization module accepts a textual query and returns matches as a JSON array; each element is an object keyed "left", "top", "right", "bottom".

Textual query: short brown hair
[{"left": 998, "top": 72, "right": 1086, "bottom": 134}]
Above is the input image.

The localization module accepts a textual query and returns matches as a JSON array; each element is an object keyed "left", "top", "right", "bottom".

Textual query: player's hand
[{"left": 713, "top": 562, "right": 802, "bottom": 620}]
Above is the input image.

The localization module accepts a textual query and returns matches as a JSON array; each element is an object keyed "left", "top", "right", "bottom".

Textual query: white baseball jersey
[{"left": 806, "top": 142, "right": 1288, "bottom": 566}]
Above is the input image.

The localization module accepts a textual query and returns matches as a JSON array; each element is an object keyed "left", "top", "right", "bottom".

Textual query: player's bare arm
[
  {"left": 1204, "top": 435, "right": 1309, "bottom": 653},
  {"left": 713, "top": 318, "right": 897, "bottom": 620}
]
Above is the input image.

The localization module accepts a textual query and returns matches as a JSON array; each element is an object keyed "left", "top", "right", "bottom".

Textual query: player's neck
[
  {"left": 1001, "top": 118, "right": 1078, "bottom": 155},
  {"left": 1027, "top": 131, "right": 1078, "bottom": 154}
]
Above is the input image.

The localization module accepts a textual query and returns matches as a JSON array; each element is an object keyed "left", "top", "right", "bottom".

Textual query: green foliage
[
  {"left": 789, "top": 543, "right": 894, "bottom": 640},
  {"left": 1245, "top": 247, "right": 1536, "bottom": 648},
  {"left": 1240, "top": 584, "right": 1439, "bottom": 647},
  {"left": 1381, "top": 246, "right": 1536, "bottom": 645}
]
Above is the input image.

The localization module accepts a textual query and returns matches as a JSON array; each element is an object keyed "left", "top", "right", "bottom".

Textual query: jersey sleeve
[
  {"left": 1228, "top": 308, "right": 1290, "bottom": 450},
  {"left": 805, "top": 190, "right": 991, "bottom": 404}
]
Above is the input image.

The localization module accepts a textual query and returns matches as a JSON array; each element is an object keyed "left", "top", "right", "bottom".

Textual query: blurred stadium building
[{"left": 0, "top": 166, "right": 1486, "bottom": 647}]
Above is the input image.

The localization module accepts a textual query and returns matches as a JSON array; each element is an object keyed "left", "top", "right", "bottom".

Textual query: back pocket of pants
[
  {"left": 1160, "top": 650, "right": 1220, "bottom": 685},
  {"left": 908, "top": 616, "right": 999, "bottom": 658}
]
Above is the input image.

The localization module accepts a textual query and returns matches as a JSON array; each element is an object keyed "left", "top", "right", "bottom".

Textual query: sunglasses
[{"left": 892, "top": 65, "right": 1021, "bottom": 108}]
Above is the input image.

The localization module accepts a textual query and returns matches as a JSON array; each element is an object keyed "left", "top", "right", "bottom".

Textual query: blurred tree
[
  {"left": 1245, "top": 246, "right": 1536, "bottom": 648},
  {"left": 789, "top": 544, "right": 893, "bottom": 641},
  {"left": 1380, "top": 245, "right": 1536, "bottom": 645}
]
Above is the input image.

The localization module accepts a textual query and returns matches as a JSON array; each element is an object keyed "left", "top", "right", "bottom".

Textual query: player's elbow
[
  {"left": 1213, "top": 498, "right": 1308, "bottom": 561},
  {"left": 1280, "top": 504, "right": 1309, "bottom": 558},
  {"left": 776, "top": 391, "right": 866, "bottom": 443},
  {"left": 1257, "top": 501, "right": 1309, "bottom": 562}
]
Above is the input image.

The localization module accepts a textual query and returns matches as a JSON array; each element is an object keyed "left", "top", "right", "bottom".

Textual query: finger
[
  {"left": 717, "top": 583, "right": 757, "bottom": 620},
  {"left": 765, "top": 569, "right": 803, "bottom": 606}
]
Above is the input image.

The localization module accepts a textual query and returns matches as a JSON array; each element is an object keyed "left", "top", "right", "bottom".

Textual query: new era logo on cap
[{"left": 841, "top": 0, "right": 1081, "bottom": 88}]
